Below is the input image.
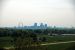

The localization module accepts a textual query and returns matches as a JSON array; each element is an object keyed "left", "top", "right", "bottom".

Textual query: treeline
[{"left": 0, "top": 28, "right": 75, "bottom": 37}]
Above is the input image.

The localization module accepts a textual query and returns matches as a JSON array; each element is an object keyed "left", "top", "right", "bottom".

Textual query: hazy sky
[{"left": 0, "top": 0, "right": 75, "bottom": 27}]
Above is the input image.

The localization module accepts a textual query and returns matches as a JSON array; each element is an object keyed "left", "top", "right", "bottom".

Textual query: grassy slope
[
  {"left": 38, "top": 35, "right": 75, "bottom": 43},
  {"left": 0, "top": 37, "right": 13, "bottom": 47},
  {"left": 40, "top": 42, "right": 75, "bottom": 50},
  {"left": 0, "top": 35, "right": 75, "bottom": 50}
]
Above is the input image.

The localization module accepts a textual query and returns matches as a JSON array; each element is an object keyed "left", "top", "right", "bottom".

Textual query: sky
[{"left": 0, "top": 0, "right": 75, "bottom": 27}]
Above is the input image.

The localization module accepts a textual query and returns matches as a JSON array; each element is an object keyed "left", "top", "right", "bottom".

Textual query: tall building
[
  {"left": 34, "top": 23, "right": 37, "bottom": 28},
  {"left": 16, "top": 23, "right": 48, "bottom": 29},
  {"left": 40, "top": 23, "right": 45, "bottom": 29},
  {"left": 18, "top": 22, "right": 23, "bottom": 28},
  {"left": 40, "top": 23, "right": 44, "bottom": 27},
  {"left": 45, "top": 24, "right": 47, "bottom": 27}
]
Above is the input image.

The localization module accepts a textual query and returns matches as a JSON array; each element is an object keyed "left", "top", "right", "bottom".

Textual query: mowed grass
[
  {"left": 38, "top": 34, "right": 75, "bottom": 43},
  {"left": 39, "top": 42, "right": 75, "bottom": 50},
  {"left": 0, "top": 35, "right": 75, "bottom": 50},
  {"left": 0, "top": 36, "right": 13, "bottom": 48},
  {"left": 2, "top": 42, "right": 75, "bottom": 50}
]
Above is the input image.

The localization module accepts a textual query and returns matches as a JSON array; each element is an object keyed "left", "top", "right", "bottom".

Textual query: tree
[{"left": 42, "top": 37, "right": 47, "bottom": 42}]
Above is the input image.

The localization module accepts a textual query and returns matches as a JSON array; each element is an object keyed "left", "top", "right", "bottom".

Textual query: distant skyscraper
[
  {"left": 16, "top": 23, "right": 48, "bottom": 29},
  {"left": 40, "top": 23, "right": 44, "bottom": 28},
  {"left": 40, "top": 23, "right": 43, "bottom": 27},
  {"left": 34, "top": 23, "right": 37, "bottom": 27},
  {"left": 18, "top": 22, "right": 23, "bottom": 28},
  {"left": 45, "top": 24, "right": 47, "bottom": 27}
]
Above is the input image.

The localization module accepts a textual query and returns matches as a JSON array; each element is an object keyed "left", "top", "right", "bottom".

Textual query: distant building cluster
[{"left": 17, "top": 23, "right": 48, "bottom": 29}]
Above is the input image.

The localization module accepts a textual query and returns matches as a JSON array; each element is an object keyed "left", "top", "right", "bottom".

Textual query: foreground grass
[
  {"left": 0, "top": 35, "right": 75, "bottom": 50},
  {"left": 1, "top": 35, "right": 75, "bottom": 47},
  {"left": 39, "top": 42, "right": 75, "bottom": 50},
  {"left": 0, "top": 36, "right": 13, "bottom": 48},
  {"left": 38, "top": 35, "right": 75, "bottom": 43},
  {"left": 2, "top": 41, "right": 75, "bottom": 50}
]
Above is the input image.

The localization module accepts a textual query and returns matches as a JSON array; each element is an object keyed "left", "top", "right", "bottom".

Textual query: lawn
[
  {"left": 0, "top": 35, "right": 75, "bottom": 50},
  {"left": 0, "top": 36, "right": 13, "bottom": 48},
  {"left": 38, "top": 34, "right": 75, "bottom": 43},
  {"left": 39, "top": 42, "right": 75, "bottom": 50}
]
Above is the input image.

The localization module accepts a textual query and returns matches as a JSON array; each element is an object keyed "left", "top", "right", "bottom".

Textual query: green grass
[
  {"left": 40, "top": 42, "right": 75, "bottom": 50},
  {"left": 6, "top": 42, "right": 75, "bottom": 50},
  {"left": 38, "top": 34, "right": 75, "bottom": 43},
  {"left": 13, "top": 42, "right": 75, "bottom": 50},
  {"left": 0, "top": 35, "right": 75, "bottom": 50},
  {"left": 0, "top": 36, "right": 13, "bottom": 47}
]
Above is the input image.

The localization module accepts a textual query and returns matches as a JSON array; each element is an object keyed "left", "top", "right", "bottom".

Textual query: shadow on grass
[
  {"left": 0, "top": 48, "right": 6, "bottom": 50},
  {"left": 65, "top": 46, "right": 75, "bottom": 50},
  {"left": 65, "top": 43, "right": 75, "bottom": 50}
]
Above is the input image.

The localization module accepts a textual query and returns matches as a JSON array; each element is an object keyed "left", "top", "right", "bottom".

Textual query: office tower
[
  {"left": 34, "top": 23, "right": 37, "bottom": 27},
  {"left": 40, "top": 23, "right": 44, "bottom": 27},
  {"left": 40, "top": 23, "right": 44, "bottom": 29},
  {"left": 45, "top": 24, "right": 47, "bottom": 27},
  {"left": 18, "top": 22, "right": 23, "bottom": 28}
]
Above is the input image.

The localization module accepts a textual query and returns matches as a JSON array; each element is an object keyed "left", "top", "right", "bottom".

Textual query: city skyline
[{"left": 17, "top": 23, "right": 48, "bottom": 29}]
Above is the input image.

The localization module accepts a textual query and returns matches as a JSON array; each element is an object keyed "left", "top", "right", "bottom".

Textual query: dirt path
[
  {"left": 41, "top": 41, "right": 75, "bottom": 46},
  {"left": 4, "top": 41, "right": 75, "bottom": 49}
]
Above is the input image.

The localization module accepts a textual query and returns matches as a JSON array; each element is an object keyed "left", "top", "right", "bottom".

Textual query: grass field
[
  {"left": 0, "top": 35, "right": 75, "bottom": 50},
  {"left": 38, "top": 34, "right": 75, "bottom": 43},
  {"left": 0, "top": 36, "right": 13, "bottom": 48},
  {"left": 3, "top": 41, "right": 75, "bottom": 50},
  {"left": 39, "top": 42, "right": 75, "bottom": 50}
]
